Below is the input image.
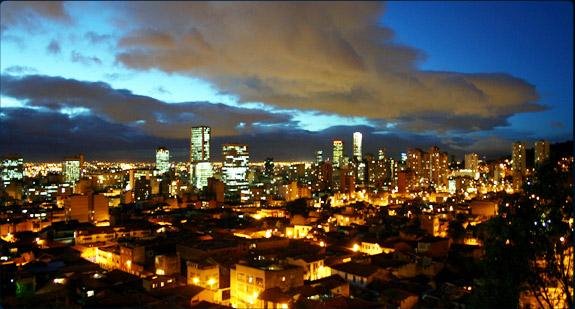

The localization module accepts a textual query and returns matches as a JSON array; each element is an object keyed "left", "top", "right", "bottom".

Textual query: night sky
[{"left": 1, "top": 1, "right": 572, "bottom": 162}]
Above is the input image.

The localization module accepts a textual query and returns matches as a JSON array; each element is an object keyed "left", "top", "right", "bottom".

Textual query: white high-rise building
[
  {"left": 222, "top": 144, "right": 249, "bottom": 202},
  {"left": 155, "top": 147, "right": 170, "bottom": 175},
  {"left": 190, "top": 126, "right": 210, "bottom": 162},
  {"left": 63, "top": 155, "right": 83, "bottom": 183},
  {"left": 190, "top": 126, "right": 211, "bottom": 186},
  {"left": 353, "top": 132, "right": 362, "bottom": 161},
  {"left": 193, "top": 161, "right": 213, "bottom": 189},
  {"left": 333, "top": 140, "right": 343, "bottom": 168}
]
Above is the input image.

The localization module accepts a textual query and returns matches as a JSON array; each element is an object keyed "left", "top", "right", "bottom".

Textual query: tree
[
  {"left": 285, "top": 198, "right": 309, "bottom": 217},
  {"left": 473, "top": 160, "right": 573, "bottom": 308}
]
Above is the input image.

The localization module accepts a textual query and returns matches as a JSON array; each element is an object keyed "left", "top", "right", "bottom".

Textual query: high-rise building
[
  {"left": 426, "top": 146, "right": 449, "bottom": 188},
  {"left": 190, "top": 126, "right": 210, "bottom": 162},
  {"left": 190, "top": 126, "right": 211, "bottom": 187},
  {"left": 315, "top": 150, "right": 323, "bottom": 164},
  {"left": 193, "top": 161, "right": 213, "bottom": 189},
  {"left": 155, "top": 147, "right": 170, "bottom": 175},
  {"left": 465, "top": 153, "right": 479, "bottom": 173},
  {"left": 353, "top": 132, "right": 362, "bottom": 161},
  {"left": 1, "top": 156, "right": 23, "bottom": 187},
  {"left": 263, "top": 157, "right": 274, "bottom": 179},
  {"left": 407, "top": 148, "right": 425, "bottom": 179},
  {"left": 63, "top": 154, "right": 84, "bottom": 183},
  {"left": 378, "top": 148, "right": 386, "bottom": 161},
  {"left": 534, "top": 140, "right": 550, "bottom": 166},
  {"left": 512, "top": 142, "right": 527, "bottom": 176},
  {"left": 333, "top": 140, "right": 343, "bottom": 168},
  {"left": 222, "top": 144, "right": 249, "bottom": 202}
]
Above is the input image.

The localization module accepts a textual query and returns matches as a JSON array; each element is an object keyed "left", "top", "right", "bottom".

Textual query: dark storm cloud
[
  {"left": 3, "top": 66, "right": 37, "bottom": 75},
  {"left": 0, "top": 108, "right": 179, "bottom": 161},
  {"left": 1, "top": 1, "right": 70, "bottom": 32},
  {"left": 70, "top": 51, "right": 102, "bottom": 65},
  {"left": 2, "top": 108, "right": 477, "bottom": 162},
  {"left": 46, "top": 39, "right": 61, "bottom": 55},
  {"left": 0, "top": 74, "right": 296, "bottom": 138},
  {"left": 84, "top": 31, "right": 112, "bottom": 45},
  {"left": 111, "top": 2, "right": 543, "bottom": 132}
]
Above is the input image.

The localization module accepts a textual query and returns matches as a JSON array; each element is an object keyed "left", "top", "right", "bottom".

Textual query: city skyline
[{"left": 0, "top": 2, "right": 573, "bottom": 161}]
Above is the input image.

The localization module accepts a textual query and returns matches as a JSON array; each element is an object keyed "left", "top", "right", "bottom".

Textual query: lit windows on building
[
  {"left": 512, "top": 142, "right": 527, "bottom": 176},
  {"left": 534, "top": 140, "right": 550, "bottom": 166},
  {"left": 190, "top": 126, "right": 211, "bottom": 162},
  {"left": 315, "top": 150, "right": 323, "bottom": 164},
  {"left": 222, "top": 144, "right": 249, "bottom": 202},
  {"left": 1, "top": 156, "right": 23, "bottom": 187},
  {"left": 464, "top": 153, "right": 479, "bottom": 173},
  {"left": 333, "top": 140, "right": 344, "bottom": 168},
  {"left": 192, "top": 161, "right": 214, "bottom": 189},
  {"left": 155, "top": 147, "right": 170, "bottom": 175},
  {"left": 353, "top": 132, "right": 362, "bottom": 161},
  {"left": 63, "top": 155, "right": 83, "bottom": 183}
]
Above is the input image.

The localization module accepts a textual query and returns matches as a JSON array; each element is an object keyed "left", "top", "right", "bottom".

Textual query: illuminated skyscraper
[
  {"left": 155, "top": 147, "right": 170, "bottom": 175},
  {"left": 222, "top": 144, "right": 249, "bottom": 202},
  {"left": 332, "top": 140, "right": 343, "bottom": 168},
  {"left": 315, "top": 150, "right": 323, "bottom": 164},
  {"left": 534, "top": 140, "right": 550, "bottom": 166},
  {"left": 512, "top": 142, "right": 527, "bottom": 176},
  {"left": 378, "top": 148, "right": 386, "bottom": 161},
  {"left": 193, "top": 162, "right": 213, "bottom": 189},
  {"left": 63, "top": 154, "right": 84, "bottom": 184},
  {"left": 353, "top": 132, "right": 362, "bottom": 160},
  {"left": 465, "top": 153, "right": 479, "bottom": 173},
  {"left": 1, "top": 156, "right": 23, "bottom": 187},
  {"left": 190, "top": 126, "right": 212, "bottom": 188},
  {"left": 190, "top": 126, "right": 210, "bottom": 162},
  {"left": 426, "top": 146, "right": 449, "bottom": 188},
  {"left": 407, "top": 148, "right": 425, "bottom": 178}
]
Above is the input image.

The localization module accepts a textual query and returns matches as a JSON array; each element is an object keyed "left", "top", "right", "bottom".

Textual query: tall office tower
[
  {"left": 534, "top": 140, "right": 550, "bottom": 166},
  {"left": 155, "top": 147, "right": 170, "bottom": 175},
  {"left": 332, "top": 140, "right": 343, "bottom": 168},
  {"left": 374, "top": 150, "right": 389, "bottom": 187},
  {"left": 407, "top": 148, "right": 425, "bottom": 179},
  {"left": 190, "top": 126, "right": 211, "bottom": 187},
  {"left": 263, "top": 158, "right": 274, "bottom": 179},
  {"left": 1, "top": 156, "right": 23, "bottom": 187},
  {"left": 389, "top": 158, "right": 398, "bottom": 188},
  {"left": 465, "top": 153, "right": 479, "bottom": 173},
  {"left": 365, "top": 154, "right": 378, "bottom": 188},
  {"left": 190, "top": 126, "right": 211, "bottom": 162},
  {"left": 400, "top": 152, "right": 408, "bottom": 164},
  {"left": 193, "top": 162, "right": 213, "bottom": 189},
  {"left": 63, "top": 155, "right": 83, "bottom": 183},
  {"left": 353, "top": 132, "right": 362, "bottom": 161},
  {"left": 426, "top": 146, "right": 449, "bottom": 188},
  {"left": 316, "top": 150, "right": 323, "bottom": 164},
  {"left": 222, "top": 144, "right": 249, "bottom": 202},
  {"left": 512, "top": 142, "right": 527, "bottom": 176},
  {"left": 378, "top": 148, "right": 386, "bottom": 161}
]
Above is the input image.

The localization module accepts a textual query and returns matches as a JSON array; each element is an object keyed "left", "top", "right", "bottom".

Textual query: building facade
[
  {"left": 222, "top": 144, "right": 250, "bottom": 202},
  {"left": 155, "top": 147, "right": 170, "bottom": 175}
]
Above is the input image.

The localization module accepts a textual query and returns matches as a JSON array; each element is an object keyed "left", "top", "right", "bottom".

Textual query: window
[
  {"left": 248, "top": 276, "right": 253, "bottom": 283},
  {"left": 222, "top": 290, "right": 231, "bottom": 300},
  {"left": 256, "top": 277, "right": 263, "bottom": 287}
]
